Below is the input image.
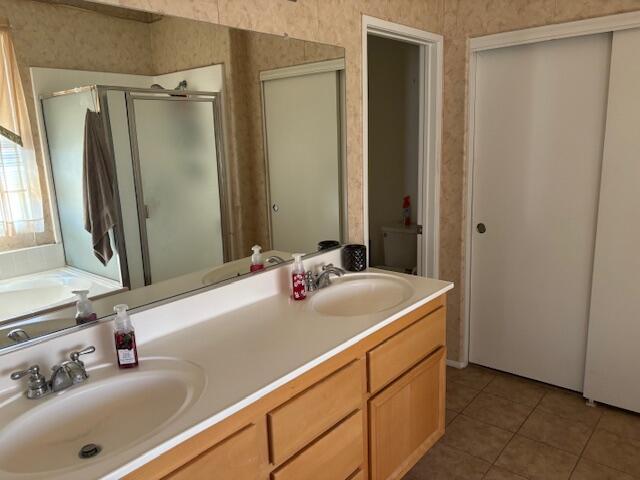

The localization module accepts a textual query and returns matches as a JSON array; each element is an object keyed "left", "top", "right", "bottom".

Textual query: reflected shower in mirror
[{"left": 0, "top": 0, "right": 346, "bottom": 350}]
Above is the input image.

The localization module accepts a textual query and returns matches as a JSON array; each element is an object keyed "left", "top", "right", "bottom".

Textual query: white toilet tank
[{"left": 382, "top": 224, "right": 418, "bottom": 271}]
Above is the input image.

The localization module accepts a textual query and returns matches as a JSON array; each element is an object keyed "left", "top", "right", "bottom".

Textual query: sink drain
[{"left": 79, "top": 443, "right": 102, "bottom": 459}]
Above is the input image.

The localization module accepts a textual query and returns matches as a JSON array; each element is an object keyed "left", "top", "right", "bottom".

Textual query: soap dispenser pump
[
  {"left": 250, "top": 245, "right": 265, "bottom": 272},
  {"left": 72, "top": 289, "right": 97, "bottom": 325},
  {"left": 113, "top": 304, "right": 138, "bottom": 369},
  {"left": 291, "top": 253, "right": 306, "bottom": 301}
]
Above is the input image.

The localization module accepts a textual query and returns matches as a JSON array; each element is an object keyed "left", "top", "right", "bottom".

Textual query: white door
[
  {"left": 469, "top": 34, "right": 611, "bottom": 390},
  {"left": 263, "top": 70, "right": 341, "bottom": 254},
  {"left": 584, "top": 28, "right": 640, "bottom": 412}
]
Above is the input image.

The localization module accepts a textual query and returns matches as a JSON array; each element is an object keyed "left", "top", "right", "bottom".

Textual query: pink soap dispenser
[
  {"left": 113, "top": 304, "right": 139, "bottom": 369},
  {"left": 291, "top": 253, "right": 306, "bottom": 301},
  {"left": 250, "top": 245, "right": 265, "bottom": 272}
]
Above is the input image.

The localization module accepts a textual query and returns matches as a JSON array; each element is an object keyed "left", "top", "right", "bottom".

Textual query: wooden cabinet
[
  {"left": 369, "top": 348, "right": 446, "bottom": 480},
  {"left": 368, "top": 306, "right": 445, "bottom": 393},
  {"left": 272, "top": 411, "right": 364, "bottom": 480},
  {"left": 164, "top": 422, "right": 267, "bottom": 480},
  {"left": 127, "top": 295, "right": 447, "bottom": 480},
  {"left": 268, "top": 360, "right": 363, "bottom": 464}
]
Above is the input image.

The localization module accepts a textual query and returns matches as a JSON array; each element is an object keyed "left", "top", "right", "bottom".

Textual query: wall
[{"left": 367, "top": 35, "right": 419, "bottom": 267}]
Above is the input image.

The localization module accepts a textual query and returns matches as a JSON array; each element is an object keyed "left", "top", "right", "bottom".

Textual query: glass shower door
[{"left": 128, "top": 95, "right": 225, "bottom": 284}]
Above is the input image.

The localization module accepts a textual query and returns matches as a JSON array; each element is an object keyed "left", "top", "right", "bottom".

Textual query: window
[
  {"left": 0, "top": 27, "right": 44, "bottom": 237},
  {"left": 0, "top": 134, "right": 43, "bottom": 236}
]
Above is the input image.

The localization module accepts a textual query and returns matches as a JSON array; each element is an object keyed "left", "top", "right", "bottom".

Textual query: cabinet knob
[{"left": 476, "top": 223, "right": 487, "bottom": 234}]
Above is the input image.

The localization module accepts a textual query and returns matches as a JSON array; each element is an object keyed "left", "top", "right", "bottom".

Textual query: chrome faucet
[
  {"left": 315, "top": 264, "right": 346, "bottom": 289},
  {"left": 10, "top": 365, "right": 48, "bottom": 399},
  {"left": 10, "top": 346, "right": 96, "bottom": 399},
  {"left": 266, "top": 255, "right": 286, "bottom": 265},
  {"left": 50, "top": 346, "right": 96, "bottom": 392}
]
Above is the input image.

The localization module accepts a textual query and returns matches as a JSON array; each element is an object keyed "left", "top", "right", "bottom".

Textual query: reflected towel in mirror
[{"left": 82, "top": 109, "right": 116, "bottom": 265}]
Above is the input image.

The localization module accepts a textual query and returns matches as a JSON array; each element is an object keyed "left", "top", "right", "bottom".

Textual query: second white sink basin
[
  {"left": 311, "top": 272, "right": 414, "bottom": 317},
  {"left": 0, "top": 357, "right": 205, "bottom": 476}
]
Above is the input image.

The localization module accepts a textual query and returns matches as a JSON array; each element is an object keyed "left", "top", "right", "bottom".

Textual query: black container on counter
[
  {"left": 318, "top": 240, "right": 341, "bottom": 251},
  {"left": 342, "top": 244, "right": 367, "bottom": 272}
]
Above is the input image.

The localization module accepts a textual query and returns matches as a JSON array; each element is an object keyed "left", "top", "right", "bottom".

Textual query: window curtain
[{"left": 0, "top": 25, "right": 44, "bottom": 236}]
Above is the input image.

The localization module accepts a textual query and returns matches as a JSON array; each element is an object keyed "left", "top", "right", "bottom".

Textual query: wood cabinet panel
[
  {"left": 271, "top": 410, "right": 364, "bottom": 480},
  {"left": 368, "top": 307, "right": 445, "bottom": 393},
  {"left": 163, "top": 422, "right": 267, "bottom": 480},
  {"left": 369, "top": 347, "right": 446, "bottom": 480},
  {"left": 347, "top": 469, "right": 365, "bottom": 480},
  {"left": 268, "top": 359, "right": 363, "bottom": 464}
]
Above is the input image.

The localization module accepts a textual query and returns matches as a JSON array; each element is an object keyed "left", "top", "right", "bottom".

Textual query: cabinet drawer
[
  {"left": 164, "top": 423, "right": 265, "bottom": 480},
  {"left": 268, "top": 360, "right": 363, "bottom": 464},
  {"left": 368, "top": 307, "right": 445, "bottom": 393},
  {"left": 271, "top": 410, "right": 364, "bottom": 480}
]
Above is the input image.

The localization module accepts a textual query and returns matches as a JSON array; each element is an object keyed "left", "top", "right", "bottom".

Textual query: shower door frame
[{"left": 114, "top": 87, "right": 229, "bottom": 286}]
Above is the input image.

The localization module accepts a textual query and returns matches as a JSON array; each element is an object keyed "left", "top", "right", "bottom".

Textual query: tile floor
[{"left": 405, "top": 364, "right": 640, "bottom": 480}]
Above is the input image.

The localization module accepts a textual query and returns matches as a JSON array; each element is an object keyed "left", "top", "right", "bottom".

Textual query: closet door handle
[{"left": 477, "top": 223, "right": 487, "bottom": 234}]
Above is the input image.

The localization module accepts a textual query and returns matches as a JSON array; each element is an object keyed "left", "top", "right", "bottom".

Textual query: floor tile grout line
[
  {"left": 446, "top": 366, "right": 640, "bottom": 480},
  {"left": 487, "top": 386, "right": 550, "bottom": 479}
]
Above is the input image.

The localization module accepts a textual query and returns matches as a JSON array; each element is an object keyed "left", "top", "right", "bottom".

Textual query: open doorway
[{"left": 363, "top": 17, "right": 442, "bottom": 278}]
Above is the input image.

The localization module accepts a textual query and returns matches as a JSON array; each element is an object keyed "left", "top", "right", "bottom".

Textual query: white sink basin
[
  {"left": 311, "top": 273, "right": 414, "bottom": 317},
  {"left": 0, "top": 358, "right": 205, "bottom": 476}
]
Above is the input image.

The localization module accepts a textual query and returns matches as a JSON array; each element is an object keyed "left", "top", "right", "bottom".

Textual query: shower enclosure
[{"left": 41, "top": 85, "right": 228, "bottom": 290}]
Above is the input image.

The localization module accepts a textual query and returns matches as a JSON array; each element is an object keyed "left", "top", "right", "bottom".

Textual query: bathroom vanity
[
  {"left": 127, "top": 293, "right": 447, "bottom": 480},
  {"left": 0, "top": 252, "right": 451, "bottom": 480}
]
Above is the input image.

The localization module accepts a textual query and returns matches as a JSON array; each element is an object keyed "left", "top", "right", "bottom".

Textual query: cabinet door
[
  {"left": 164, "top": 423, "right": 267, "bottom": 480},
  {"left": 369, "top": 347, "right": 445, "bottom": 480}
]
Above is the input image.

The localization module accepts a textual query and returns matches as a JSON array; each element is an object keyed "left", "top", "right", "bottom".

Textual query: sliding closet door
[
  {"left": 584, "top": 29, "right": 640, "bottom": 412},
  {"left": 469, "top": 34, "right": 611, "bottom": 390}
]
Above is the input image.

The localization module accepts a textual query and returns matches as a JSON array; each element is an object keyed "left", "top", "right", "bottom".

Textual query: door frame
[
  {"left": 463, "top": 10, "right": 640, "bottom": 368},
  {"left": 362, "top": 16, "right": 443, "bottom": 278},
  {"left": 260, "top": 59, "right": 347, "bottom": 248}
]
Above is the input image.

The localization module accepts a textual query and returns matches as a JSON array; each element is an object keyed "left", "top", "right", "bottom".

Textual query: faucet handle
[
  {"left": 322, "top": 263, "right": 334, "bottom": 271},
  {"left": 11, "top": 365, "right": 49, "bottom": 399},
  {"left": 70, "top": 346, "right": 96, "bottom": 363},
  {"left": 10, "top": 365, "right": 42, "bottom": 381}
]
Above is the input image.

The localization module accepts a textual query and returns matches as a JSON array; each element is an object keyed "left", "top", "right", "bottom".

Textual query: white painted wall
[{"left": 367, "top": 35, "right": 420, "bottom": 267}]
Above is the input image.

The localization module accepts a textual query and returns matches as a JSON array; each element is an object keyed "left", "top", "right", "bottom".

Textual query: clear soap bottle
[
  {"left": 250, "top": 245, "right": 265, "bottom": 272},
  {"left": 113, "top": 304, "right": 139, "bottom": 369},
  {"left": 72, "top": 289, "right": 97, "bottom": 325}
]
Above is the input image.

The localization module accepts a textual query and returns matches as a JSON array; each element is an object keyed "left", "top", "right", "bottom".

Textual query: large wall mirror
[{"left": 0, "top": 0, "right": 346, "bottom": 350}]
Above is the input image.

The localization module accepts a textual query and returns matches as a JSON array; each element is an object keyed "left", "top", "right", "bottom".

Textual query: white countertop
[{"left": 0, "top": 265, "right": 452, "bottom": 480}]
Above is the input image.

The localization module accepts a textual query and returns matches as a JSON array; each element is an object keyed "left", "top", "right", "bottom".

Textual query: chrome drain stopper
[{"left": 79, "top": 443, "right": 101, "bottom": 459}]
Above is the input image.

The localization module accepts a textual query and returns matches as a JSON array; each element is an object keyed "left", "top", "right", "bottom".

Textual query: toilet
[{"left": 380, "top": 224, "right": 418, "bottom": 274}]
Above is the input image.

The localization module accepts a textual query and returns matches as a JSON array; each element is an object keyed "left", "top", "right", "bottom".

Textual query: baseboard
[{"left": 446, "top": 359, "right": 468, "bottom": 369}]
